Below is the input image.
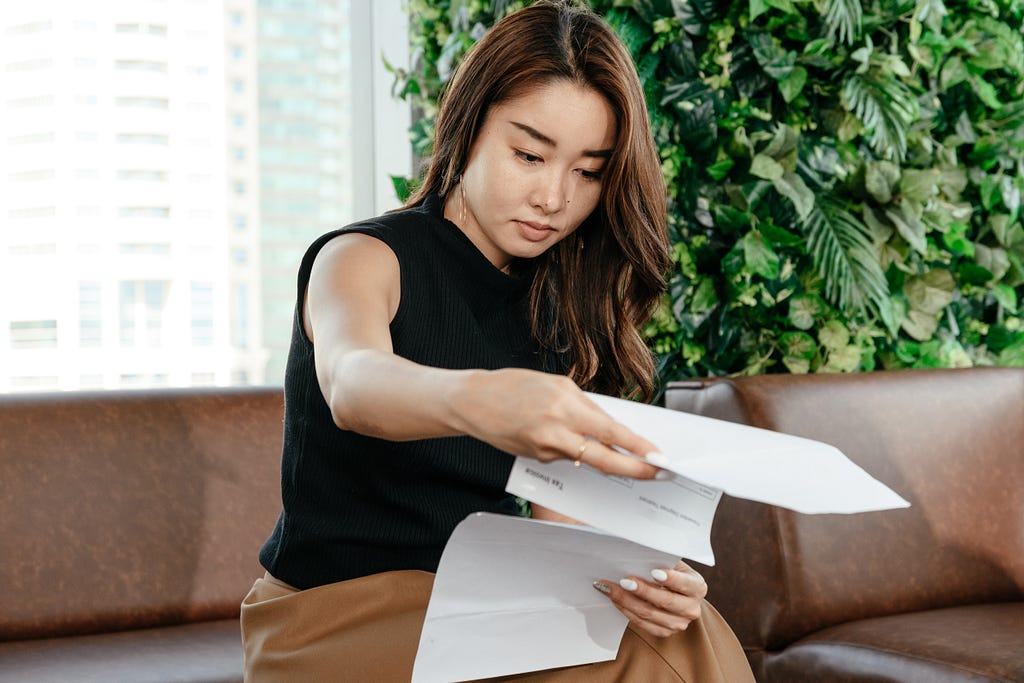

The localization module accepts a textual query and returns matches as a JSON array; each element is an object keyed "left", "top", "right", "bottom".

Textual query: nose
[{"left": 531, "top": 171, "right": 569, "bottom": 213}]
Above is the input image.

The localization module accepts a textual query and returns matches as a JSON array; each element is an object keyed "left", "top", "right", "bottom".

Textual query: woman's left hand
[{"left": 593, "top": 561, "right": 707, "bottom": 638}]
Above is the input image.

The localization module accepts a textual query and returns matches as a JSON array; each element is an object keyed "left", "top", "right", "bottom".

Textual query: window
[
  {"left": 119, "top": 281, "right": 168, "bottom": 348},
  {"left": 79, "top": 282, "right": 103, "bottom": 347},
  {"left": 191, "top": 282, "right": 214, "bottom": 346},
  {"left": 10, "top": 320, "right": 57, "bottom": 349}
]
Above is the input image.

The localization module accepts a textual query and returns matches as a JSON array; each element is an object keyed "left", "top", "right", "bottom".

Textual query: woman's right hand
[{"left": 448, "top": 367, "right": 663, "bottom": 480}]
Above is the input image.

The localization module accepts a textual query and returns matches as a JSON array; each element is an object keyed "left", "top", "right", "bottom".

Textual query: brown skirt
[{"left": 241, "top": 570, "right": 754, "bottom": 683}]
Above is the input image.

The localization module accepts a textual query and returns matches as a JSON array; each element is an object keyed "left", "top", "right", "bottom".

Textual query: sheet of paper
[
  {"left": 411, "top": 512, "right": 679, "bottom": 683},
  {"left": 507, "top": 393, "right": 909, "bottom": 563},
  {"left": 506, "top": 460, "right": 721, "bottom": 564},
  {"left": 583, "top": 392, "right": 910, "bottom": 514}
]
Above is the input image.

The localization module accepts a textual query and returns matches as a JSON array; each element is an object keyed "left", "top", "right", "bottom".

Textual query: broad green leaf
[
  {"left": 819, "top": 319, "right": 850, "bottom": 350},
  {"left": 690, "top": 277, "right": 718, "bottom": 313},
  {"left": 958, "top": 261, "right": 995, "bottom": 285},
  {"left": 706, "top": 158, "right": 735, "bottom": 181},
  {"left": 865, "top": 161, "right": 900, "bottom": 203},
  {"left": 886, "top": 204, "right": 927, "bottom": 254},
  {"left": 904, "top": 269, "right": 954, "bottom": 315},
  {"left": 940, "top": 56, "right": 968, "bottom": 90},
  {"left": 969, "top": 75, "right": 1003, "bottom": 110},
  {"left": 742, "top": 230, "right": 782, "bottom": 279},
  {"left": 992, "top": 284, "right": 1019, "bottom": 313},
  {"left": 901, "top": 309, "right": 939, "bottom": 341},
  {"left": 900, "top": 169, "right": 939, "bottom": 203},
  {"left": 788, "top": 294, "right": 824, "bottom": 329},
  {"left": 941, "top": 222, "right": 974, "bottom": 257},
  {"left": 750, "top": 0, "right": 770, "bottom": 21},
  {"left": 779, "top": 331, "right": 815, "bottom": 373},
  {"left": 825, "top": 344, "right": 862, "bottom": 372},
  {"left": 998, "top": 339, "right": 1024, "bottom": 366},
  {"left": 779, "top": 66, "right": 808, "bottom": 102},
  {"left": 750, "top": 154, "right": 785, "bottom": 180},
  {"left": 762, "top": 124, "right": 800, "bottom": 160},
  {"left": 992, "top": 215, "right": 1024, "bottom": 248},
  {"left": 975, "top": 244, "right": 1011, "bottom": 283},
  {"left": 761, "top": 222, "right": 804, "bottom": 247},
  {"left": 773, "top": 172, "right": 815, "bottom": 220}
]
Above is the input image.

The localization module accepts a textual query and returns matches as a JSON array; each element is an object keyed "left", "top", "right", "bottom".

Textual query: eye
[
  {"left": 514, "top": 150, "right": 542, "bottom": 164},
  {"left": 579, "top": 169, "right": 603, "bottom": 182}
]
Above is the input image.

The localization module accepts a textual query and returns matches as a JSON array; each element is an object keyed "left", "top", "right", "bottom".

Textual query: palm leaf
[
  {"left": 823, "top": 0, "right": 862, "bottom": 46},
  {"left": 801, "top": 196, "right": 889, "bottom": 315},
  {"left": 842, "top": 70, "right": 918, "bottom": 159}
]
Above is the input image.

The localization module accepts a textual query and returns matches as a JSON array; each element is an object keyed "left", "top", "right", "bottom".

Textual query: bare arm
[{"left": 304, "top": 232, "right": 662, "bottom": 478}]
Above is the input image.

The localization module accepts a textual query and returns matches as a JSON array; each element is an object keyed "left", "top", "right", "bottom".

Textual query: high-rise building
[
  {"left": 255, "top": 0, "right": 354, "bottom": 383},
  {"left": 0, "top": 0, "right": 408, "bottom": 392}
]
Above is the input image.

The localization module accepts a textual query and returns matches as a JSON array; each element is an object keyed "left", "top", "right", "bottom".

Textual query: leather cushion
[
  {"left": 764, "top": 602, "right": 1024, "bottom": 683},
  {"left": 0, "top": 619, "right": 242, "bottom": 683}
]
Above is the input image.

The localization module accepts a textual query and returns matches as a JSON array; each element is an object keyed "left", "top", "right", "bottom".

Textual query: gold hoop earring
[{"left": 460, "top": 180, "right": 467, "bottom": 226}]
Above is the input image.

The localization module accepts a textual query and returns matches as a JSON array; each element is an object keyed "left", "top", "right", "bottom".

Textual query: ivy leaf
[
  {"left": 788, "top": 293, "right": 825, "bottom": 329},
  {"left": 742, "top": 230, "right": 781, "bottom": 278},
  {"left": 750, "top": 0, "right": 770, "bottom": 21},
  {"left": 992, "top": 215, "right": 1024, "bottom": 248},
  {"left": 904, "top": 269, "right": 955, "bottom": 315},
  {"left": 885, "top": 204, "right": 927, "bottom": 255},
  {"left": 748, "top": 32, "right": 795, "bottom": 80},
  {"left": 941, "top": 222, "right": 974, "bottom": 257},
  {"left": 761, "top": 222, "right": 804, "bottom": 247},
  {"left": 825, "top": 344, "right": 862, "bottom": 372},
  {"left": 779, "top": 66, "right": 808, "bottom": 102},
  {"left": 706, "top": 158, "right": 735, "bottom": 181},
  {"left": 975, "top": 244, "right": 1011, "bottom": 282},
  {"left": 901, "top": 309, "right": 939, "bottom": 341},
  {"left": 819, "top": 319, "right": 850, "bottom": 350},
  {"left": 779, "top": 331, "right": 816, "bottom": 373},
  {"left": 899, "top": 169, "right": 939, "bottom": 203},
  {"left": 865, "top": 160, "right": 900, "bottom": 203},
  {"left": 992, "top": 284, "right": 1019, "bottom": 313},
  {"left": 772, "top": 172, "right": 815, "bottom": 220},
  {"left": 750, "top": 154, "right": 785, "bottom": 180}
]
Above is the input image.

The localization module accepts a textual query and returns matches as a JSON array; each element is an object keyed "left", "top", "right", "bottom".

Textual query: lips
[{"left": 515, "top": 220, "right": 555, "bottom": 243}]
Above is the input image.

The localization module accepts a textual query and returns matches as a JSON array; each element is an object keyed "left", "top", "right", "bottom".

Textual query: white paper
[
  {"left": 506, "top": 392, "right": 909, "bottom": 563},
  {"left": 506, "top": 459, "right": 721, "bottom": 564},
  {"left": 583, "top": 392, "right": 910, "bottom": 514},
  {"left": 411, "top": 512, "right": 679, "bottom": 683}
]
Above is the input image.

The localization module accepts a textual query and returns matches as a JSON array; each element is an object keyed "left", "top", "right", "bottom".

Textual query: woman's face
[{"left": 449, "top": 80, "right": 616, "bottom": 271}]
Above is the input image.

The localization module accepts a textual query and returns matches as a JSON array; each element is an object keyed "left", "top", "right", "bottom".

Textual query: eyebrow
[{"left": 510, "top": 121, "right": 612, "bottom": 159}]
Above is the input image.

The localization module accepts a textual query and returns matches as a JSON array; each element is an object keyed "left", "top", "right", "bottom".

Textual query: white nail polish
[
  {"left": 651, "top": 569, "right": 669, "bottom": 582},
  {"left": 592, "top": 581, "right": 611, "bottom": 595},
  {"left": 654, "top": 469, "right": 674, "bottom": 481},
  {"left": 619, "top": 578, "right": 639, "bottom": 592},
  {"left": 645, "top": 452, "right": 668, "bottom": 466}
]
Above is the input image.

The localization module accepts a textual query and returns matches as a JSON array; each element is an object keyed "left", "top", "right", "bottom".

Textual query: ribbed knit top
[{"left": 259, "top": 195, "right": 555, "bottom": 589}]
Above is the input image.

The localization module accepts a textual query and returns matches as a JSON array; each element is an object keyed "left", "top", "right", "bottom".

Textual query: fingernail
[
  {"left": 619, "top": 578, "right": 638, "bottom": 592},
  {"left": 645, "top": 452, "right": 668, "bottom": 466},
  {"left": 654, "top": 469, "right": 674, "bottom": 481},
  {"left": 592, "top": 581, "right": 611, "bottom": 595},
  {"left": 651, "top": 569, "right": 669, "bottom": 582}
]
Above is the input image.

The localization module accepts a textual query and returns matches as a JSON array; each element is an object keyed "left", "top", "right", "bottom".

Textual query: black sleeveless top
[{"left": 259, "top": 195, "right": 557, "bottom": 589}]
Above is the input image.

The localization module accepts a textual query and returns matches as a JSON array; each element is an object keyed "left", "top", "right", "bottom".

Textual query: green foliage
[{"left": 393, "top": 0, "right": 1024, "bottom": 379}]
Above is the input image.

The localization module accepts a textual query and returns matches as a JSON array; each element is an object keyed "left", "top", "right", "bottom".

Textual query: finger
[
  {"left": 601, "top": 577, "right": 697, "bottom": 633},
  {"left": 574, "top": 439, "right": 661, "bottom": 479},
  {"left": 650, "top": 563, "right": 708, "bottom": 601},
  {"left": 578, "top": 399, "right": 662, "bottom": 460},
  {"left": 623, "top": 576, "right": 703, "bottom": 624}
]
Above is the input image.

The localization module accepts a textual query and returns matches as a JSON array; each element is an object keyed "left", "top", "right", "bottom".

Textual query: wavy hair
[{"left": 406, "top": 0, "right": 670, "bottom": 400}]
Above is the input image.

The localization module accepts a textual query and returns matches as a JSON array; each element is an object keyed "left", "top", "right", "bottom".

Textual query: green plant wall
[{"left": 389, "top": 0, "right": 1024, "bottom": 380}]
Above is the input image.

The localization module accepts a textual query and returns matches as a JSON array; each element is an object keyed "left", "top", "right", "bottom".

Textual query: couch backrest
[
  {"left": 0, "top": 387, "right": 285, "bottom": 641},
  {"left": 665, "top": 367, "right": 1024, "bottom": 656}
]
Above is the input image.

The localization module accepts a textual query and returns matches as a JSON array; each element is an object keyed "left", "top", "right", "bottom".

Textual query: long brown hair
[{"left": 407, "top": 0, "right": 670, "bottom": 401}]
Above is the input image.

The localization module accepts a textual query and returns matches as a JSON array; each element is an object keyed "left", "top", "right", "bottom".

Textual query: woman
[{"left": 242, "top": 2, "right": 754, "bottom": 680}]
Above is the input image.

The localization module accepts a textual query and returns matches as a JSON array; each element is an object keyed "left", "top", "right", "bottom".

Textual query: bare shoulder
[{"left": 304, "top": 232, "right": 402, "bottom": 339}]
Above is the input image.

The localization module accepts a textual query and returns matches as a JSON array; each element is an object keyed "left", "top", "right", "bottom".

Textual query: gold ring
[{"left": 574, "top": 440, "right": 588, "bottom": 467}]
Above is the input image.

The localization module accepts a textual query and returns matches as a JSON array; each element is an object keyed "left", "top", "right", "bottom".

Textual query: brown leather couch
[
  {"left": 665, "top": 367, "right": 1024, "bottom": 682},
  {"left": 0, "top": 387, "right": 284, "bottom": 683}
]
